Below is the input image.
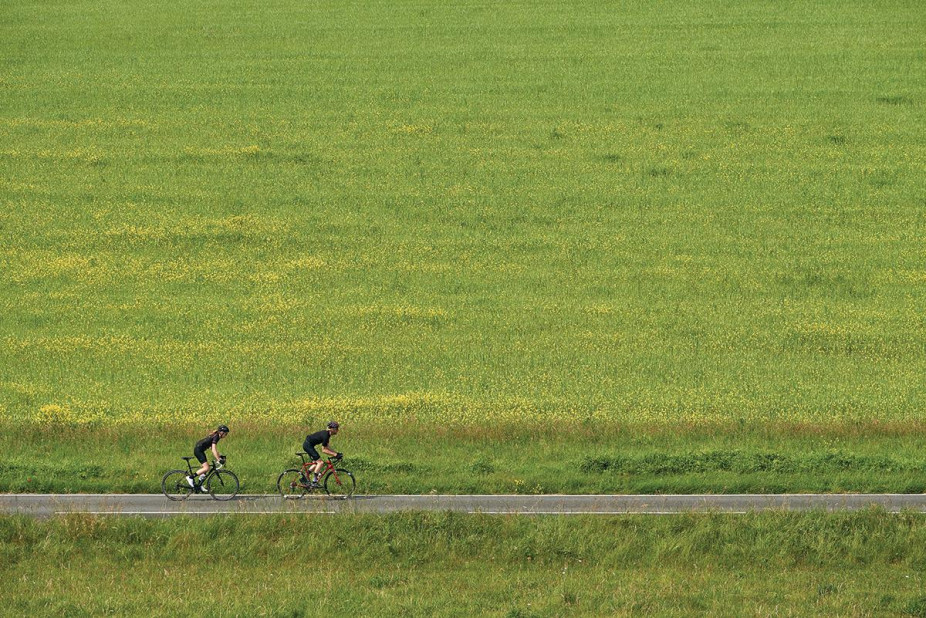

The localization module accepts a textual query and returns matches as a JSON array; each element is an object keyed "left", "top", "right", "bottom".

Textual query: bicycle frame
[
  {"left": 296, "top": 453, "right": 343, "bottom": 484},
  {"left": 182, "top": 458, "right": 223, "bottom": 482}
]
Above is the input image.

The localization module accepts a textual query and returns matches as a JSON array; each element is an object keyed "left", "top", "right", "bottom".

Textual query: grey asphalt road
[{"left": 3, "top": 494, "right": 926, "bottom": 517}]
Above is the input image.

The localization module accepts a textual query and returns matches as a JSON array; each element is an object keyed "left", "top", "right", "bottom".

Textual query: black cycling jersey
[
  {"left": 304, "top": 429, "right": 331, "bottom": 449},
  {"left": 195, "top": 432, "right": 221, "bottom": 452}
]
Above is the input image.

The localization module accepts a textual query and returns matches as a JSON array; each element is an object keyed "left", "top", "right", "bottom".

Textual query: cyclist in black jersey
[
  {"left": 187, "top": 424, "right": 229, "bottom": 490},
  {"left": 303, "top": 421, "right": 341, "bottom": 487}
]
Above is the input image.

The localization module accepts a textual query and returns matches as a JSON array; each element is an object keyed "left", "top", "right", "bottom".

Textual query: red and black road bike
[{"left": 277, "top": 453, "right": 355, "bottom": 499}]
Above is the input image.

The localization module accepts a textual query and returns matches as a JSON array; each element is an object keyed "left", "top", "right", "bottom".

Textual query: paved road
[{"left": 4, "top": 494, "right": 926, "bottom": 517}]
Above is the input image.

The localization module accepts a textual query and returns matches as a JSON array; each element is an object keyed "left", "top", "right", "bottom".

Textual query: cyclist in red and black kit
[
  {"left": 186, "top": 424, "right": 229, "bottom": 490},
  {"left": 303, "top": 421, "right": 341, "bottom": 487}
]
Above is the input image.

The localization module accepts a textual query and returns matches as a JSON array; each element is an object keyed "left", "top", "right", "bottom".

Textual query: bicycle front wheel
[
  {"left": 277, "top": 468, "right": 310, "bottom": 499},
  {"left": 208, "top": 470, "right": 239, "bottom": 501},
  {"left": 162, "top": 470, "right": 193, "bottom": 501},
  {"left": 323, "top": 468, "right": 355, "bottom": 498}
]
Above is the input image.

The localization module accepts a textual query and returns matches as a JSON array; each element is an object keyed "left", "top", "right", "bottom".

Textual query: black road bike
[{"left": 162, "top": 456, "right": 240, "bottom": 501}]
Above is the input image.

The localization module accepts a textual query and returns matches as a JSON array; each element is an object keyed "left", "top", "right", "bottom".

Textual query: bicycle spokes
[
  {"left": 161, "top": 470, "right": 193, "bottom": 501},
  {"left": 277, "top": 468, "right": 309, "bottom": 499},
  {"left": 208, "top": 469, "right": 239, "bottom": 501},
  {"left": 323, "top": 468, "right": 355, "bottom": 498}
]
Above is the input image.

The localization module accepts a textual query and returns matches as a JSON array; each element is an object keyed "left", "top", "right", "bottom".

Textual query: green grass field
[
  {"left": 4, "top": 510, "right": 926, "bottom": 616},
  {"left": 2, "top": 0, "right": 924, "bottom": 432}
]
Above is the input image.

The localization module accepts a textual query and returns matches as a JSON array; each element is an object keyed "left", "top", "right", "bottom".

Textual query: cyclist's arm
[
  {"left": 321, "top": 446, "right": 338, "bottom": 457},
  {"left": 212, "top": 442, "right": 221, "bottom": 461}
]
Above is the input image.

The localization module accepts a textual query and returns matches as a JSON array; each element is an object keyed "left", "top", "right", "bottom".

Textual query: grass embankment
[
  {"left": 3, "top": 510, "right": 926, "bottom": 616},
  {"left": 4, "top": 421, "right": 926, "bottom": 494}
]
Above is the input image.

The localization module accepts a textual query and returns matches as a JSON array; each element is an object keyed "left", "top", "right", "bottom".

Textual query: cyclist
[
  {"left": 187, "top": 424, "right": 229, "bottom": 491},
  {"left": 303, "top": 421, "right": 341, "bottom": 487}
]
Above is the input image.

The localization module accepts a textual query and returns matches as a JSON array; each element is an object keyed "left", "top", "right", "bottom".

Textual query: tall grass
[
  {"left": 2, "top": 510, "right": 926, "bottom": 616},
  {"left": 1, "top": 0, "right": 925, "bottom": 430}
]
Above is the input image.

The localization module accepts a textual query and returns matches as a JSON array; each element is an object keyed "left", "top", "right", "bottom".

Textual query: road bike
[
  {"left": 162, "top": 455, "right": 240, "bottom": 501},
  {"left": 277, "top": 453, "right": 355, "bottom": 499}
]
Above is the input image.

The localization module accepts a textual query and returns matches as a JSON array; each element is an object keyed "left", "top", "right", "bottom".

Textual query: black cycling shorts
[
  {"left": 193, "top": 448, "right": 208, "bottom": 464},
  {"left": 303, "top": 443, "right": 321, "bottom": 461}
]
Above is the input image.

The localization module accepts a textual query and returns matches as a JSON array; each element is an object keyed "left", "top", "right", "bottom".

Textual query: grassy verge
[
  {"left": 2, "top": 510, "right": 926, "bottom": 616},
  {"left": 4, "top": 421, "right": 926, "bottom": 494}
]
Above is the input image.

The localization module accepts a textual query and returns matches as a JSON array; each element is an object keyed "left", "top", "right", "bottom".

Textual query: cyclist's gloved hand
[{"left": 336, "top": 452, "right": 343, "bottom": 459}]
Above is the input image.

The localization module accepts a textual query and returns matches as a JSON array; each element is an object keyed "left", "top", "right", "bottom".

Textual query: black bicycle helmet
[
  {"left": 327, "top": 421, "right": 340, "bottom": 429},
  {"left": 218, "top": 424, "right": 230, "bottom": 433}
]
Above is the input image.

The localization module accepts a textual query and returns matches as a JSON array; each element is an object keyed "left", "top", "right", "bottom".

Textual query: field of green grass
[
  {"left": 2, "top": 0, "right": 924, "bottom": 435},
  {"left": 4, "top": 510, "right": 926, "bottom": 616}
]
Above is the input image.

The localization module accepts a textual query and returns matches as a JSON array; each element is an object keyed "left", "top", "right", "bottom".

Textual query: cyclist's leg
[
  {"left": 304, "top": 445, "right": 323, "bottom": 482},
  {"left": 192, "top": 448, "right": 210, "bottom": 478}
]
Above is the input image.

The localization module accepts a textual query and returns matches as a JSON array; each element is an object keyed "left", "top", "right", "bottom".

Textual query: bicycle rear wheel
[
  {"left": 208, "top": 470, "right": 239, "bottom": 501},
  {"left": 323, "top": 468, "right": 355, "bottom": 498},
  {"left": 162, "top": 470, "right": 193, "bottom": 501},
  {"left": 277, "top": 468, "right": 311, "bottom": 499}
]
